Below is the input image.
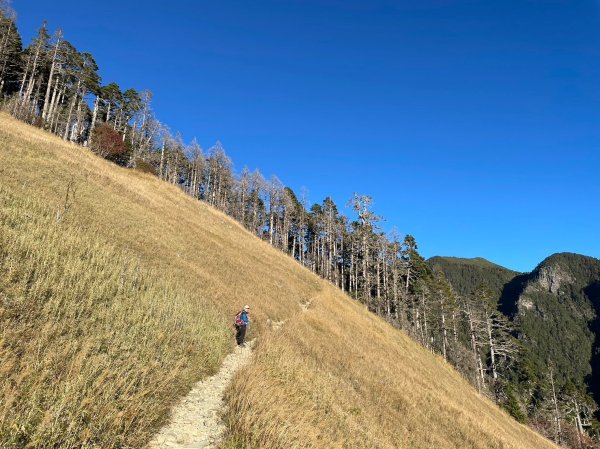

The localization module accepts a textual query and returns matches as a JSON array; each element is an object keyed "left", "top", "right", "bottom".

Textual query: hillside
[
  {"left": 431, "top": 251, "right": 600, "bottom": 440},
  {"left": 0, "top": 113, "right": 558, "bottom": 448},
  {"left": 501, "top": 253, "right": 600, "bottom": 394},
  {"left": 428, "top": 256, "right": 519, "bottom": 297}
]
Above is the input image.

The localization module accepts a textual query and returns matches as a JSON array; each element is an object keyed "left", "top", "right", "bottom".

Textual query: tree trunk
[
  {"left": 421, "top": 292, "right": 429, "bottom": 349},
  {"left": 42, "top": 31, "right": 61, "bottom": 121},
  {"left": 0, "top": 19, "right": 13, "bottom": 89},
  {"left": 392, "top": 264, "right": 400, "bottom": 322},
  {"left": 549, "top": 366, "right": 562, "bottom": 445},
  {"left": 23, "top": 39, "right": 43, "bottom": 111},
  {"left": 87, "top": 95, "right": 100, "bottom": 144},
  {"left": 17, "top": 52, "right": 31, "bottom": 102},
  {"left": 350, "top": 242, "right": 355, "bottom": 296},
  {"left": 269, "top": 207, "right": 275, "bottom": 245},
  {"left": 70, "top": 95, "right": 83, "bottom": 142},
  {"left": 487, "top": 317, "right": 498, "bottom": 380},
  {"left": 47, "top": 75, "right": 60, "bottom": 126},
  {"left": 30, "top": 76, "right": 43, "bottom": 117},
  {"left": 63, "top": 78, "right": 81, "bottom": 140},
  {"left": 240, "top": 181, "right": 247, "bottom": 225},
  {"left": 376, "top": 251, "right": 381, "bottom": 314},
  {"left": 574, "top": 402, "right": 584, "bottom": 449},
  {"left": 452, "top": 311, "right": 458, "bottom": 343},
  {"left": 159, "top": 138, "right": 166, "bottom": 179},
  {"left": 363, "top": 234, "right": 370, "bottom": 307},
  {"left": 340, "top": 232, "right": 345, "bottom": 292},
  {"left": 466, "top": 303, "right": 483, "bottom": 392},
  {"left": 52, "top": 82, "right": 66, "bottom": 134},
  {"left": 441, "top": 297, "right": 447, "bottom": 360}
]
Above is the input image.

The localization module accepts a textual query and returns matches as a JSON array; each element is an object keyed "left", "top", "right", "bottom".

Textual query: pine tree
[
  {"left": 0, "top": 2, "right": 22, "bottom": 94},
  {"left": 349, "top": 193, "right": 380, "bottom": 309},
  {"left": 16, "top": 21, "right": 50, "bottom": 120}
]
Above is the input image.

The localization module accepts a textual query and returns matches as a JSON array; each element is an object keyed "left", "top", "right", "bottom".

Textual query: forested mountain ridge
[
  {"left": 431, "top": 253, "right": 600, "bottom": 445},
  {"left": 502, "top": 252, "right": 600, "bottom": 317},
  {"left": 427, "top": 256, "right": 519, "bottom": 297},
  {"left": 503, "top": 253, "right": 600, "bottom": 399}
]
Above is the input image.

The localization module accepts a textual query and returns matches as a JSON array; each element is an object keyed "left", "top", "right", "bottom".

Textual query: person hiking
[{"left": 234, "top": 305, "right": 250, "bottom": 346}]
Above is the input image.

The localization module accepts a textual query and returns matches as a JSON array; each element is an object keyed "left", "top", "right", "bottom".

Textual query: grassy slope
[
  {"left": 0, "top": 113, "right": 319, "bottom": 448},
  {"left": 0, "top": 114, "right": 557, "bottom": 449}
]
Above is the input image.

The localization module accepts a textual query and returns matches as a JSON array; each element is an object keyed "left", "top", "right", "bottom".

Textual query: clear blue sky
[{"left": 14, "top": 0, "right": 600, "bottom": 272}]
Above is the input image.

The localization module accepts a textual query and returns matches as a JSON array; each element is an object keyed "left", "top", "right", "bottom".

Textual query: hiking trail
[{"left": 148, "top": 343, "right": 253, "bottom": 449}]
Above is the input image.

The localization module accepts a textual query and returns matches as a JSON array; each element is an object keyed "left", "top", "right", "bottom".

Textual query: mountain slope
[
  {"left": 430, "top": 252, "right": 600, "bottom": 442},
  {"left": 0, "top": 113, "right": 320, "bottom": 448},
  {"left": 501, "top": 253, "right": 600, "bottom": 392},
  {"left": 428, "top": 256, "right": 519, "bottom": 297},
  {"left": 0, "top": 114, "right": 557, "bottom": 448}
]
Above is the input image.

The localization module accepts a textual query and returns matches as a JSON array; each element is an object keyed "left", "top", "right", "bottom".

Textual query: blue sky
[{"left": 14, "top": 0, "right": 600, "bottom": 272}]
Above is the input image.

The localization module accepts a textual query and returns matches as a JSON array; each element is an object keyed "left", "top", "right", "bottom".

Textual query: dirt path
[{"left": 148, "top": 343, "right": 253, "bottom": 449}]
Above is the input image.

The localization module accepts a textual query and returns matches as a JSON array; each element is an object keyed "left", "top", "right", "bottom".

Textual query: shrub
[
  {"left": 90, "top": 123, "right": 128, "bottom": 163},
  {"left": 134, "top": 158, "right": 158, "bottom": 176}
]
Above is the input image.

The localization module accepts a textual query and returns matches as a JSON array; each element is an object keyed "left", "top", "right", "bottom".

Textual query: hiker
[{"left": 234, "top": 305, "right": 250, "bottom": 346}]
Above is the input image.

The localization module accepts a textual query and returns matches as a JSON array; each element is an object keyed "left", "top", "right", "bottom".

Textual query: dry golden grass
[
  {"left": 0, "top": 113, "right": 557, "bottom": 448},
  {"left": 225, "top": 289, "right": 559, "bottom": 448},
  {"left": 0, "top": 188, "right": 230, "bottom": 448},
  {"left": 0, "top": 113, "right": 320, "bottom": 448}
]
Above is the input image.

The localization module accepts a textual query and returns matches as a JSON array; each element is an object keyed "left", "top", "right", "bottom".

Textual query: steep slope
[
  {"left": 0, "top": 114, "right": 558, "bottom": 448},
  {"left": 500, "top": 253, "right": 600, "bottom": 392},
  {"left": 431, "top": 253, "right": 600, "bottom": 436},
  {"left": 0, "top": 113, "right": 320, "bottom": 448},
  {"left": 428, "top": 256, "right": 519, "bottom": 297}
]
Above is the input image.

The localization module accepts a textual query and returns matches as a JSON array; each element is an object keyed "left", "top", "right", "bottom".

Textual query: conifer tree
[
  {"left": 349, "top": 193, "right": 380, "bottom": 309},
  {"left": 41, "top": 29, "right": 62, "bottom": 121},
  {"left": 0, "top": 2, "right": 22, "bottom": 94},
  {"left": 16, "top": 21, "right": 50, "bottom": 119},
  {"left": 267, "top": 176, "right": 284, "bottom": 246},
  {"left": 204, "top": 142, "right": 233, "bottom": 211},
  {"left": 185, "top": 138, "right": 204, "bottom": 198}
]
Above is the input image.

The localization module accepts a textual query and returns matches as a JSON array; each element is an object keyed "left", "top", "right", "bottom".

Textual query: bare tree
[
  {"left": 15, "top": 21, "right": 49, "bottom": 119},
  {"left": 130, "top": 90, "right": 159, "bottom": 163},
  {"left": 267, "top": 176, "right": 283, "bottom": 246},
  {"left": 349, "top": 193, "right": 380, "bottom": 308},
  {"left": 185, "top": 138, "right": 204, "bottom": 198},
  {"left": 41, "top": 29, "right": 62, "bottom": 121}
]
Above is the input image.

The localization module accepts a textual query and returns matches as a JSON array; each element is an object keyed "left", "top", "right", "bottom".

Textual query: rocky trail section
[{"left": 148, "top": 343, "right": 253, "bottom": 449}]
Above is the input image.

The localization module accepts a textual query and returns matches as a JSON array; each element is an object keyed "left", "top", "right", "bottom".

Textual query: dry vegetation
[
  {"left": 0, "top": 113, "right": 557, "bottom": 448},
  {"left": 224, "top": 287, "right": 559, "bottom": 449},
  {"left": 0, "top": 187, "right": 230, "bottom": 447},
  {"left": 0, "top": 113, "right": 319, "bottom": 448}
]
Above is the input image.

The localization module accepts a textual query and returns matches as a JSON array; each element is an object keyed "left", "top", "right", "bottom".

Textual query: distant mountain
[
  {"left": 432, "top": 252, "right": 600, "bottom": 409},
  {"left": 500, "top": 253, "right": 600, "bottom": 392},
  {"left": 427, "top": 256, "right": 519, "bottom": 298}
]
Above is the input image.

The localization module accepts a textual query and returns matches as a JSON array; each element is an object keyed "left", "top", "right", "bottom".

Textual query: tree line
[{"left": 0, "top": 4, "right": 595, "bottom": 447}]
